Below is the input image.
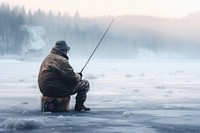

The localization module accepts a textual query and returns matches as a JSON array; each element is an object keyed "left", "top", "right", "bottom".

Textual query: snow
[
  {"left": 0, "top": 118, "right": 45, "bottom": 130},
  {"left": 22, "top": 26, "right": 46, "bottom": 53},
  {"left": 0, "top": 58, "right": 200, "bottom": 132}
]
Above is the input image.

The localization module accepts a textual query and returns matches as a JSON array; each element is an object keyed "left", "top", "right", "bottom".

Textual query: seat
[{"left": 41, "top": 96, "right": 70, "bottom": 112}]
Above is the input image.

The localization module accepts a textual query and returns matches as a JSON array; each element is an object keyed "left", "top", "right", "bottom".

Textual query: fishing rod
[{"left": 80, "top": 19, "right": 114, "bottom": 73}]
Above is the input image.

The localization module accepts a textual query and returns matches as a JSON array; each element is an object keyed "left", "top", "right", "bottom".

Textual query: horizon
[{"left": 1, "top": 0, "right": 200, "bottom": 18}]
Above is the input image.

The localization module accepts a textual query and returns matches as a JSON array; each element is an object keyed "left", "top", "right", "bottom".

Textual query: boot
[{"left": 75, "top": 102, "right": 90, "bottom": 111}]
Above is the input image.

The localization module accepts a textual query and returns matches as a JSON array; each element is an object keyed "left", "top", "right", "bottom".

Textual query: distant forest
[
  {"left": 0, "top": 4, "right": 112, "bottom": 57},
  {"left": 1, "top": 3, "right": 200, "bottom": 59}
]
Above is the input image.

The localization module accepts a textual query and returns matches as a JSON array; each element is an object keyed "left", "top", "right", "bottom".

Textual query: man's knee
[
  {"left": 84, "top": 80, "right": 89, "bottom": 88},
  {"left": 80, "top": 80, "right": 90, "bottom": 92}
]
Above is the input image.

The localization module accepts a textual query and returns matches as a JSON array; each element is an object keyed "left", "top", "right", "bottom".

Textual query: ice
[
  {"left": 0, "top": 118, "right": 45, "bottom": 130},
  {"left": 0, "top": 58, "right": 200, "bottom": 132}
]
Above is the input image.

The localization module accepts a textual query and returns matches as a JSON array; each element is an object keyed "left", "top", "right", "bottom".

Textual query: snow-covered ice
[{"left": 0, "top": 58, "right": 200, "bottom": 133}]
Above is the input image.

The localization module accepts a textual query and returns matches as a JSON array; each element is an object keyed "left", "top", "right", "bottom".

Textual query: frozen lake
[{"left": 0, "top": 58, "right": 200, "bottom": 133}]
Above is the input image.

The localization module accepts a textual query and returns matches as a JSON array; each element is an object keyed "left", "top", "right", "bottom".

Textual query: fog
[
  {"left": 0, "top": 4, "right": 200, "bottom": 59},
  {"left": 1, "top": 4, "right": 200, "bottom": 133}
]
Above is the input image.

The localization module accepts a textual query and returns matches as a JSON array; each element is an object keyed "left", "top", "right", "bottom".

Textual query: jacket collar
[{"left": 51, "top": 47, "right": 69, "bottom": 60}]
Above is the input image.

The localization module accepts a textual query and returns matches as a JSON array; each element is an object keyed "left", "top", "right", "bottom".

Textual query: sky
[{"left": 1, "top": 0, "right": 200, "bottom": 18}]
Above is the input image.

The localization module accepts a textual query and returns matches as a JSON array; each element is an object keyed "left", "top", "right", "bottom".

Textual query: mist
[
  {"left": 0, "top": 4, "right": 200, "bottom": 59},
  {"left": 1, "top": 3, "right": 200, "bottom": 133}
]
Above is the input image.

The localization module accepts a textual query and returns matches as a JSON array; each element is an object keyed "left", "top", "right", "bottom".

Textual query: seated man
[{"left": 38, "top": 40, "right": 90, "bottom": 111}]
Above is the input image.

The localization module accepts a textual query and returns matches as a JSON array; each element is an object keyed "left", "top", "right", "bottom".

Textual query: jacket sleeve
[{"left": 59, "top": 58, "right": 81, "bottom": 85}]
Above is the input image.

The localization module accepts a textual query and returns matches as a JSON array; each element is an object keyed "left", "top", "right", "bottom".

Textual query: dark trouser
[{"left": 70, "top": 80, "right": 90, "bottom": 103}]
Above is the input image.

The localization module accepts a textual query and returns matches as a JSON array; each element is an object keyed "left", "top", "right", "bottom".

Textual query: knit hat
[{"left": 55, "top": 40, "right": 70, "bottom": 51}]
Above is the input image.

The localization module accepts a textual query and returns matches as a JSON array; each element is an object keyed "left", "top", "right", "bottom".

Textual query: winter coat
[{"left": 38, "top": 47, "right": 81, "bottom": 97}]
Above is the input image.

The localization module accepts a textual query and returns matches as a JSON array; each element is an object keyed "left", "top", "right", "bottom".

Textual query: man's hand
[
  {"left": 77, "top": 72, "right": 83, "bottom": 78},
  {"left": 75, "top": 73, "right": 82, "bottom": 81}
]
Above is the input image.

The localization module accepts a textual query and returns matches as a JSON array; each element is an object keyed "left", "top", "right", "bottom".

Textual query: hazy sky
[{"left": 1, "top": 0, "right": 200, "bottom": 18}]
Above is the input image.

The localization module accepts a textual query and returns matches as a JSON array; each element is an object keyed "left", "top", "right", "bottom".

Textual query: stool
[{"left": 41, "top": 96, "right": 70, "bottom": 112}]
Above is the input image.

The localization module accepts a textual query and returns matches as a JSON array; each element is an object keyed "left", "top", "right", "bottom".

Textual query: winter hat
[{"left": 55, "top": 40, "right": 70, "bottom": 51}]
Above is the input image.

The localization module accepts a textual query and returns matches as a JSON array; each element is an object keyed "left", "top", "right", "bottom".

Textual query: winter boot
[{"left": 75, "top": 102, "right": 90, "bottom": 111}]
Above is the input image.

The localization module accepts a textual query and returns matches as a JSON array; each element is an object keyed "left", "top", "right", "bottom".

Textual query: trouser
[{"left": 70, "top": 80, "right": 90, "bottom": 103}]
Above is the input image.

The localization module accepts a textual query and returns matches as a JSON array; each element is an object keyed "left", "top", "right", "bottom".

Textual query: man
[{"left": 38, "top": 40, "right": 90, "bottom": 111}]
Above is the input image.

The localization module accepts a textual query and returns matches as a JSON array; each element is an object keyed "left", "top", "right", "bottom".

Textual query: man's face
[{"left": 63, "top": 50, "right": 69, "bottom": 54}]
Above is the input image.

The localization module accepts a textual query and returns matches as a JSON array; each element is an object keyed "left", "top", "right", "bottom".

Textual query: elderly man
[{"left": 38, "top": 40, "right": 90, "bottom": 111}]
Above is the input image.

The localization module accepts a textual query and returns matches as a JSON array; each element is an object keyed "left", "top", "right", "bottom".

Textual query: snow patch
[
  {"left": 122, "top": 111, "right": 134, "bottom": 117},
  {"left": 125, "top": 74, "right": 132, "bottom": 78},
  {"left": 29, "top": 84, "right": 38, "bottom": 89},
  {"left": 0, "top": 118, "right": 45, "bottom": 130},
  {"left": 155, "top": 86, "right": 166, "bottom": 89},
  {"left": 139, "top": 73, "right": 145, "bottom": 77},
  {"left": 56, "top": 115, "right": 71, "bottom": 121},
  {"left": 85, "top": 73, "right": 97, "bottom": 79},
  {"left": 18, "top": 78, "right": 25, "bottom": 82},
  {"left": 22, "top": 25, "right": 46, "bottom": 55},
  {"left": 133, "top": 89, "right": 140, "bottom": 92}
]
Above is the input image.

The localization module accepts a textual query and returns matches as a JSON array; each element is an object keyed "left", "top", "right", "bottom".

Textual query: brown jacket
[{"left": 38, "top": 47, "right": 81, "bottom": 97}]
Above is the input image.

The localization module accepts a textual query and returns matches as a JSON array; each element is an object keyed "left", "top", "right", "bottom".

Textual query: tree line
[
  {"left": 0, "top": 4, "right": 112, "bottom": 57},
  {"left": 0, "top": 4, "right": 28, "bottom": 55},
  {"left": 0, "top": 3, "right": 200, "bottom": 59}
]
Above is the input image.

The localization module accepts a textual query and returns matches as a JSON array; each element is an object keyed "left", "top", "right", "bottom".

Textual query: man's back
[{"left": 38, "top": 47, "right": 78, "bottom": 97}]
